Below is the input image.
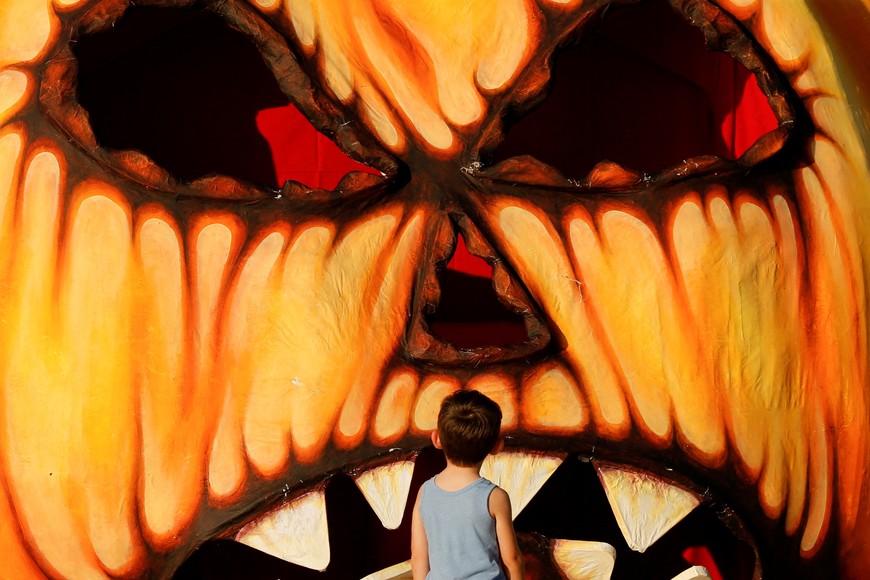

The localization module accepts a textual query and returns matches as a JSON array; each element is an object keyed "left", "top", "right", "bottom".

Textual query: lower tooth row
[
  {"left": 360, "top": 551, "right": 711, "bottom": 580},
  {"left": 236, "top": 453, "right": 706, "bottom": 576}
]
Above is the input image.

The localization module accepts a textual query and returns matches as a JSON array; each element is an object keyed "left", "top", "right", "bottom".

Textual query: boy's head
[{"left": 436, "top": 390, "right": 503, "bottom": 467}]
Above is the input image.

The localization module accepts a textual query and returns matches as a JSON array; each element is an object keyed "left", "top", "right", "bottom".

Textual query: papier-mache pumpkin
[{"left": 0, "top": 0, "right": 868, "bottom": 578}]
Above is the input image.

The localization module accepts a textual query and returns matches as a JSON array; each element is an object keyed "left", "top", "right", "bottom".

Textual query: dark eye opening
[
  {"left": 70, "top": 5, "right": 376, "bottom": 193},
  {"left": 492, "top": 0, "right": 782, "bottom": 180}
]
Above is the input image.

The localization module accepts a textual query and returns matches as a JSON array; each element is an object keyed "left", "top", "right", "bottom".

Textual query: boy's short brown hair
[{"left": 437, "top": 390, "right": 502, "bottom": 467}]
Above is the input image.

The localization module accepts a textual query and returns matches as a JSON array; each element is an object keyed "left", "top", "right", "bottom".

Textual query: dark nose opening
[{"left": 428, "top": 236, "right": 529, "bottom": 349}]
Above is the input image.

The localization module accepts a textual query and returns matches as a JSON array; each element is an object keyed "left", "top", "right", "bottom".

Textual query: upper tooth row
[{"left": 236, "top": 452, "right": 705, "bottom": 576}]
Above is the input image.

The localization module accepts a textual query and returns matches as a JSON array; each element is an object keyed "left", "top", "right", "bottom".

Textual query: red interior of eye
[{"left": 255, "top": 105, "right": 378, "bottom": 190}]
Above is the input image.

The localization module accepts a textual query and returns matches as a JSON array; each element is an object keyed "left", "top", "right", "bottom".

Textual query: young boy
[{"left": 411, "top": 390, "right": 524, "bottom": 579}]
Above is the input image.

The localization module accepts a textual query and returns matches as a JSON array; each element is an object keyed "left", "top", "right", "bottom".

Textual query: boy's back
[
  {"left": 410, "top": 390, "right": 523, "bottom": 579},
  {"left": 418, "top": 476, "right": 505, "bottom": 580}
]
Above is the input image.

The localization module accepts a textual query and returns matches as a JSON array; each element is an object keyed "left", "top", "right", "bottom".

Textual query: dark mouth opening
[
  {"left": 173, "top": 448, "right": 759, "bottom": 579},
  {"left": 174, "top": 448, "right": 445, "bottom": 580},
  {"left": 514, "top": 457, "right": 757, "bottom": 580},
  {"left": 489, "top": 0, "right": 786, "bottom": 185}
]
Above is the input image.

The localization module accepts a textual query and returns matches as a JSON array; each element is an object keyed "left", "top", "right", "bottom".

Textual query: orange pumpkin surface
[{"left": 0, "top": 0, "right": 868, "bottom": 578}]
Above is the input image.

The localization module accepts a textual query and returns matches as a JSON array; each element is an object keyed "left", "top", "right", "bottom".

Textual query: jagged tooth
[
  {"left": 235, "top": 489, "right": 330, "bottom": 571},
  {"left": 480, "top": 451, "right": 564, "bottom": 519},
  {"left": 594, "top": 462, "right": 700, "bottom": 553},
  {"left": 361, "top": 561, "right": 413, "bottom": 580},
  {"left": 353, "top": 459, "right": 416, "bottom": 530},
  {"left": 671, "top": 566, "right": 712, "bottom": 580},
  {"left": 551, "top": 540, "right": 616, "bottom": 580}
]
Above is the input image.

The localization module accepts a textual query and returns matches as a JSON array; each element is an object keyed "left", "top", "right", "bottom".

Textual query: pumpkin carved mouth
[
  {"left": 0, "top": 0, "right": 866, "bottom": 578},
  {"left": 182, "top": 450, "right": 758, "bottom": 579}
]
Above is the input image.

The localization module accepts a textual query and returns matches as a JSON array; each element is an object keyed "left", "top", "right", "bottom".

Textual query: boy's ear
[
  {"left": 491, "top": 437, "right": 504, "bottom": 455},
  {"left": 431, "top": 430, "right": 442, "bottom": 449}
]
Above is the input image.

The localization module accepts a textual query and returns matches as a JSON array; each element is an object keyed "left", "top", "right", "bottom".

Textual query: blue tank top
[{"left": 419, "top": 476, "right": 505, "bottom": 580}]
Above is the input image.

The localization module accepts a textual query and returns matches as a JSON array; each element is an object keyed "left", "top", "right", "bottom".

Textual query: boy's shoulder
[
  {"left": 487, "top": 484, "right": 512, "bottom": 517},
  {"left": 488, "top": 483, "right": 509, "bottom": 499}
]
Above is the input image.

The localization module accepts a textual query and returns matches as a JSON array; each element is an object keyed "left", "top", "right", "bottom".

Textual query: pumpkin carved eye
[
  {"left": 43, "top": 2, "right": 395, "bottom": 200},
  {"left": 488, "top": 0, "right": 798, "bottom": 189}
]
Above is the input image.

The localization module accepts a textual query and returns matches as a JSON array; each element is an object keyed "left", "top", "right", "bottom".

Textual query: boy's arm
[
  {"left": 410, "top": 490, "right": 429, "bottom": 580},
  {"left": 490, "top": 487, "right": 524, "bottom": 579}
]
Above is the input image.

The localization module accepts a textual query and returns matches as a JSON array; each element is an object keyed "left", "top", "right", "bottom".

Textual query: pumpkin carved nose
[
  {"left": 427, "top": 235, "right": 529, "bottom": 349},
  {"left": 406, "top": 217, "right": 552, "bottom": 366}
]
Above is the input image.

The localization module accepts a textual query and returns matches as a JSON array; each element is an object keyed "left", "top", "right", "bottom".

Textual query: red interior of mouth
[{"left": 684, "top": 546, "right": 725, "bottom": 580}]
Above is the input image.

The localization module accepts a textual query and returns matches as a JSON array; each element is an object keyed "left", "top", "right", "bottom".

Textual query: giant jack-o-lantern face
[{"left": 0, "top": 0, "right": 868, "bottom": 578}]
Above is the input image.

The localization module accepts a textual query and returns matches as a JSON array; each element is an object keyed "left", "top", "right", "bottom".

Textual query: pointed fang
[
  {"left": 235, "top": 489, "right": 330, "bottom": 571},
  {"left": 353, "top": 460, "right": 416, "bottom": 529},
  {"left": 594, "top": 462, "right": 700, "bottom": 553},
  {"left": 481, "top": 451, "right": 564, "bottom": 519},
  {"left": 551, "top": 540, "right": 616, "bottom": 580}
]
